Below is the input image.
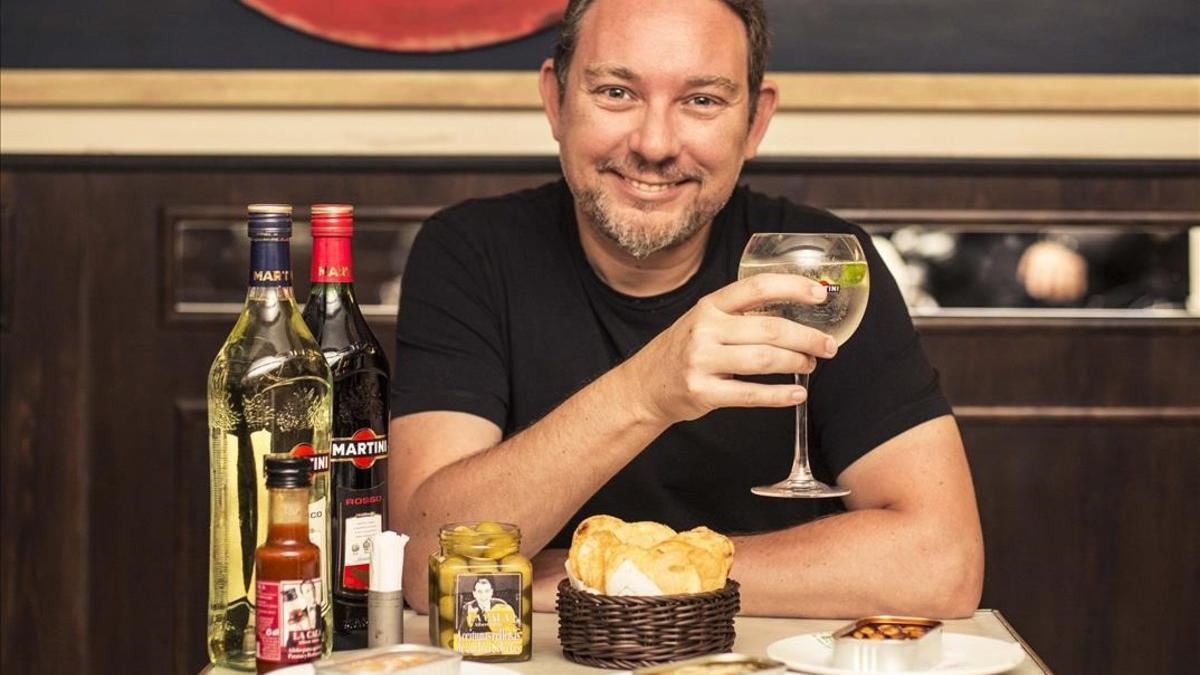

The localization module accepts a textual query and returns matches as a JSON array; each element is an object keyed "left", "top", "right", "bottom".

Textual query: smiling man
[{"left": 390, "top": 0, "right": 984, "bottom": 618}]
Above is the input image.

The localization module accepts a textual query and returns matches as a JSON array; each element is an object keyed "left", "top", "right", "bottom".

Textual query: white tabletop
[{"left": 204, "top": 608, "right": 1049, "bottom": 674}]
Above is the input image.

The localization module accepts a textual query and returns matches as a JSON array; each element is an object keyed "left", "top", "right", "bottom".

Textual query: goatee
[{"left": 574, "top": 162, "right": 723, "bottom": 259}]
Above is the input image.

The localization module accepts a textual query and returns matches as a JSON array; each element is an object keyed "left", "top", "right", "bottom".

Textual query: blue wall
[{"left": 2, "top": 0, "right": 1197, "bottom": 73}]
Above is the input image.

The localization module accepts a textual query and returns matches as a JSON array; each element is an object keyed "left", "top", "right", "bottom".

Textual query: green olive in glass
[{"left": 428, "top": 522, "right": 532, "bottom": 662}]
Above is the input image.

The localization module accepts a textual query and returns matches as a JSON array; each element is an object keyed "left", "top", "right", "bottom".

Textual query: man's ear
[
  {"left": 538, "top": 58, "right": 564, "bottom": 142},
  {"left": 743, "top": 79, "right": 779, "bottom": 160}
]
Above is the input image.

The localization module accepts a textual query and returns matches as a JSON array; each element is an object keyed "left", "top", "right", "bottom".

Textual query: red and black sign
[{"left": 242, "top": 0, "right": 567, "bottom": 53}]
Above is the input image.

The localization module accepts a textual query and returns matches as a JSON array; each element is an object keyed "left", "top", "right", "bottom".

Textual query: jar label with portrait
[
  {"left": 453, "top": 572, "right": 523, "bottom": 656},
  {"left": 255, "top": 578, "right": 324, "bottom": 664}
]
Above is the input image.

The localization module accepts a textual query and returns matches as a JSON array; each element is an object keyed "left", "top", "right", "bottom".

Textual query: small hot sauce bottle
[{"left": 255, "top": 456, "right": 325, "bottom": 674}]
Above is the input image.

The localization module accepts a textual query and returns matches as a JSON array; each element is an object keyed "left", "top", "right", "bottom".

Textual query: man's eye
[
  {"left": 690, "top": 95, "right": 721, "bottom": 107},
  {"left": 599, "top": 87, "right": 629, "bottom": 99}
]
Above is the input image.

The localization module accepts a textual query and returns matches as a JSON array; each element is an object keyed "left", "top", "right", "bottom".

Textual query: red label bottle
[
  {"left": 302, "top": 204, "right": 391, "bottom": 646},
  {"left": 255, "top": 455, "right": 324, "bottom": 673}
]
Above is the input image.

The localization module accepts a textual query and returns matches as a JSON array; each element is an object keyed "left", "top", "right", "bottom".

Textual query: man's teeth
[{"left": 626, "top": 177, "right": 676, "bottom": 193}]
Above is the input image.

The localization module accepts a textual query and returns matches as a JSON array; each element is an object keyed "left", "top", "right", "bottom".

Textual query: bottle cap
[
  {"left": 247, "top": 203, "right": 292, "bottom": 239},
  {"left": 369, "top": 531, "right": 409, "bottom": 592},
  {"left": 310, "top": 204, "right": 354, "bottom": 238},
  {"left": 263, "top": 454, "right": 312, "bottom": 488}
]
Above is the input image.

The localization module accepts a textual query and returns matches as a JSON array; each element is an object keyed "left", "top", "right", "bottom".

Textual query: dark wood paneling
[
  {"left": 0, "top": 170, "right": 91, "bottom": 674},
  {"left": 1, "top": 194, "right": 12, "bottom": 331},
  {"left": 174, "top": 399, "right": 210, "bottom": 675},
  {"left": 964, "top": 422, "right": 1199, "bottom": 675},
  {"left": 0, "top": 158, "right": 1196, "bottom": 675},
  {"left": 918, "top": 317, "right": 1200, "bottom": 675},
  {"left": 922, "top": 325, "right": 1200, "bottom": 407}
]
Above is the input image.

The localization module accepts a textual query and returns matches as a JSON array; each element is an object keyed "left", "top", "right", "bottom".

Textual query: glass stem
[{"left": 790, "top": 373, "right": 816, "bottom": 483}]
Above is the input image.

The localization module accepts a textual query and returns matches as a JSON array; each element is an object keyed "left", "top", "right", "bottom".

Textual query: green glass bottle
[{"left": 207, "top": 204, "right": 334, "bottom": 670}]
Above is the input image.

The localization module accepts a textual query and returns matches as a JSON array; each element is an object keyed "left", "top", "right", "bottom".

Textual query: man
[
  {"left": 390, "top": 0, "right": 983, "bottom": 618},
  {"left": 459, "top": 577, "right": 518, "bottom": 635}
]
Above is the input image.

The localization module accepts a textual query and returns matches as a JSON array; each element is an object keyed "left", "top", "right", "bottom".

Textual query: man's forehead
[{"left": 572, "top": 0, "right": 749, "bottom": 86}]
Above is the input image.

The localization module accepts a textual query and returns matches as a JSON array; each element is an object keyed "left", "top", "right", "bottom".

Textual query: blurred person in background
[{"left": 889, "top": 228, "right": 1189, "bottom": 309}]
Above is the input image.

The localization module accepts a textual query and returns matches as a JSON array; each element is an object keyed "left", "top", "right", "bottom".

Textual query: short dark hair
[{"left": 552, "top": 0, "right": 770, "bottom": 120}]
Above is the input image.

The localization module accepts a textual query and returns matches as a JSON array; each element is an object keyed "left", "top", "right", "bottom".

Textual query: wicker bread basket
[{"left": 556, "top": 578, "right": 740, "bottom": 670}]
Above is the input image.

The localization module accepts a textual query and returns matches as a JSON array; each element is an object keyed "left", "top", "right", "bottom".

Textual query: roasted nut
[{"left": 850, "top": 622, "right": 928, "bottom": 640}]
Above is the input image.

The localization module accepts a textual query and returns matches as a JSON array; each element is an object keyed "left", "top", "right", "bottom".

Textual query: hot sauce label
[
  {"left": 331, "top": 428, "right": 388, "bottom": 469},
  {"left": 452, "top": 573, "right": 523, "bottom": 656},
  {"left": 256, "top": 578, "right": 323, "bottom": 665}
]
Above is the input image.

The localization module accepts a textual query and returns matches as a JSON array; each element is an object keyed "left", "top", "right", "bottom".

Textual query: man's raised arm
[{"left": 390, "top": 273, "right": 835, "bottom": 612}]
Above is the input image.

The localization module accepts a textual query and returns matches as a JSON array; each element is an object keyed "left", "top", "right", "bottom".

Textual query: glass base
[{"left": 751, "top": 478, "right": 850, "bottom": 498}]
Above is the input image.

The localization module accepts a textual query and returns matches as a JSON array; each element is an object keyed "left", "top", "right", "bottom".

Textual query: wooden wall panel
[
  {"left": 962, "top": 421, "right": 1198, "bottom": 675},
  {"left": 0, "top": 157, "right": 1196, "bottom": 675},
  {"left": 0, "top": 170, "right": 91, "bottom": 674},
  {"left": 922, "top": 324, "right": 1200, "bottom": 407},
  {"left": 174, "top": 400, "right": 210, "bottom": 675}
]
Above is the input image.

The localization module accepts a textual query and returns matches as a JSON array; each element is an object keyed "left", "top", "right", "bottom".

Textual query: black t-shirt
[{"left": 392, "top": 180, "right": 950, "bottom": 549}]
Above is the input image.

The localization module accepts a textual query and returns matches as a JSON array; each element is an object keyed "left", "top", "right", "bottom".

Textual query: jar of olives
[{"left": 428, "top": 522, "right": 532, "bottom": 662}]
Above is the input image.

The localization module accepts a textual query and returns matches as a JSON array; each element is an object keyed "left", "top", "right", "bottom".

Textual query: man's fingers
[
  {"left": 708, "top": 344, "right": 818, "bottom": 376},
  {"left": 718, "top": 314, "right": 837, "bottom": 358},
  {"left": 705, "top": 273, "right": 827, "bottom": 314},
  {"left": 707, "top": 379, "right": 807, "bottom": 408}
]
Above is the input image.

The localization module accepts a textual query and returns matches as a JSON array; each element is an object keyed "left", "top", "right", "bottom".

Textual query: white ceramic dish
[
  {"left": 766, "top": 631, "right": 1026, "bottom": 675},
  {"left": 275, "top": 661, "right": 519, "bottom": 675}
]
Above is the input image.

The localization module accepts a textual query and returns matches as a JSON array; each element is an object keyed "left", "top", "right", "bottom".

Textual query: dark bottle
[
  {"left": 302, "top": 204, "right": 391, "bottom": 646},
  {"left": 255, "top": 455, "right": 323, "bottom": 674}
]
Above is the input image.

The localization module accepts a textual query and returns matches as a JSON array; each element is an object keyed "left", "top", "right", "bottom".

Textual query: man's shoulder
[{"left": 739, "top": 187, "right": 863, "bottom": 236}]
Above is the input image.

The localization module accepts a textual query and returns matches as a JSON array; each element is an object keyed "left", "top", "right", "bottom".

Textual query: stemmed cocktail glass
[{"left": 738, "top": 233, "right": 870, "bottom": 498}]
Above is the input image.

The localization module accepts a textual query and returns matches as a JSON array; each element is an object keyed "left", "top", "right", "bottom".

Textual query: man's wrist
[{"left": 603, "top": 357, "right": 674, "bottom": 433}]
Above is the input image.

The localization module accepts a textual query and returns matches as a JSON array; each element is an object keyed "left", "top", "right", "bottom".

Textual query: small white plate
[
  {"left": 273, "top": 659, "right": 521, "bottom": 674},
  {"left": 766, "top": 631, "right": 1026, "bottom": 675}
]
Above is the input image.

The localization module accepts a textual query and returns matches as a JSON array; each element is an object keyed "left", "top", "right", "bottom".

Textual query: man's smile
[{"left": 605, "top": 169, "right": 697, "bottom": 202}]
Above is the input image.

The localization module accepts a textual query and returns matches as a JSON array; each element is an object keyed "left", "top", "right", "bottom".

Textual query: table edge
[{"left": 981, "top": 609, "right": 1054, "bottom": 675}]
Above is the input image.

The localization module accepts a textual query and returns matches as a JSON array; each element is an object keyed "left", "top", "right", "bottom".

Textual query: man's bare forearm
[
  {"left": 731, "top": 418, "right": 984, "bottom": 619},
  {"left": 398, "top": 361, "right": 667, "bottom": 610},
  {"left": 731, "top": 507, "right": 983, "bottom": 619},
  {"left": 526, "top": 509, "right": 982, "bottom": 617}
]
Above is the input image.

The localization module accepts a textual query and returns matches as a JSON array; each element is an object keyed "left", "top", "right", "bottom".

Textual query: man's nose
[{"left": 628, "top": 101, "right": 681, "bottom": 165}]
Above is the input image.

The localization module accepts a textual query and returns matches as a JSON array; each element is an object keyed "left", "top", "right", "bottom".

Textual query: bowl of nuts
[{"left": 831, "top": 616, "right": 943, "bottom": 672}]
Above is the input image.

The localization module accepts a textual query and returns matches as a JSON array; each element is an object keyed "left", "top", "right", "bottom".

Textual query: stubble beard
[{"left": 576, "top": 180, "right": 723, "bottom": 260}]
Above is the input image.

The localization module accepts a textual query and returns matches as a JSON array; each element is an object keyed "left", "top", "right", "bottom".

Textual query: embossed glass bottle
[
  {"left": 302, "top": 204, "right": 391, "bottom": 647},
  {"left": 208, "top": 204, "right": 334, "bottom": 670}
]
